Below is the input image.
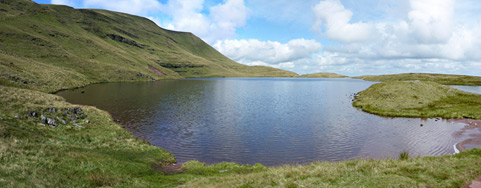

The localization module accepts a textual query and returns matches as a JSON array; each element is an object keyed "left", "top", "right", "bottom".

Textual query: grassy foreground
[
  {"left": 353, "top": 81, "right": 481, "bottom": 119},
  {"left": 299, "top": 72, "right": 349, "bottom": 78},
  {"left": 356, "top": 73, "right": 481, "bottom": 86},
  {"left": 1, "top": 84, "right": 481, "bottom": 187}
]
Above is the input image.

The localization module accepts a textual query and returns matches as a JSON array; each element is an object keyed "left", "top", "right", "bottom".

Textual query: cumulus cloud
[
  {"left": 165, "top": 0, "right": 248, "bottom": 43},
  {"left": 312, "top": 0, "right": 372, "bottom": 43},
  {"left": 214, "top": 39, "right": 322, "bottom": 65},
  {"left": 51, "top": 0, "right": 76, "bottom": 6},
  {"left": 408, "top": 0, "right": 455, "bottom": 43},
  {"left": 286, "top": 0, "right": 481, "bottom": 76}
]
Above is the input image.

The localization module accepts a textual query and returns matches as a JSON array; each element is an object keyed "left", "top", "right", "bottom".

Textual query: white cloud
[
  {"left": 51, "top": 0, "right": 76, "bottom": 6},
  {"left": 408, "top": 0, "right": 455, "bottom": 43},
  {"left": 162, "top": 0, "right": 248, "bottom": 44},
  {"left": 312, "top": 0, "right": 372, "bottom": 43},
  {"left": 214, "top": 39, "right": 322, "bottom": 65},
  {"left": 285, "top": 0, "right": 481, "bottom": 76}
]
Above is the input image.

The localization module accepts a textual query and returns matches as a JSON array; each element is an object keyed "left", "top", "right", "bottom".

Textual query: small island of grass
[
  {"left": 299, "top": 72, "right": 349, "bottom": 78},
  {"left": 353, "top": 81, "right": 481, "bottom": 119},
  {"left": 355, "top": 73, "right": 481, "bottom": 86}
]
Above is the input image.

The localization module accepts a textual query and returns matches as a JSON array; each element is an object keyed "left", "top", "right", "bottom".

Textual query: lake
[{"left": 57, "top": 78, "right": 468, "bottom": 166}]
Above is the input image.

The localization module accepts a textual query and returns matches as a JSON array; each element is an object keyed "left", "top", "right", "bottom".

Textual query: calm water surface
[
  {"left": 57, "top": 78, "right": 468, "bottom": 166},
  {"left": 452, "top": 85, "right": 481, "bottom": 94}
]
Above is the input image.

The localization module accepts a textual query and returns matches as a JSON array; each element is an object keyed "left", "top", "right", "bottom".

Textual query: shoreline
[
  {"left": 56, "top": 80, "right": 481, "bottom": 165},
  {"left": 451, "top": 119, "right": 481, "bottom": 152}
]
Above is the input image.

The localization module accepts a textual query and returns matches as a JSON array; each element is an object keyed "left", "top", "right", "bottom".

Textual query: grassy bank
[
  {"left": 356, "top": 73, "right": 481, "bottom": 86},
  {"left": 353, "top": 81, "right": 481, "bottom": 119},
  {"left": 182, "top": 150, "right": 481, "bottom": 187},
  {"left": 299, "top": 72, "right": 349, "bottom": 78}
]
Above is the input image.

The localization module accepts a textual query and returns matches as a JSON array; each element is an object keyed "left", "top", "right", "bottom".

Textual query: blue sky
[{"left": 32, "top": 0, "right": 481, "bottom": 76}]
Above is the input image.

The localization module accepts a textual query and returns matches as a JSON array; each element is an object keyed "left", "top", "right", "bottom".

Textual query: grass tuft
[{"left": 399, "top": 151, "right": 410, "bottom": 160}]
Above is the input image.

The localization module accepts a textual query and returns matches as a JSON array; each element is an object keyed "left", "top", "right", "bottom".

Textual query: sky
[{"left": 32, "top": 0, "right": 481, "bottom": 76}]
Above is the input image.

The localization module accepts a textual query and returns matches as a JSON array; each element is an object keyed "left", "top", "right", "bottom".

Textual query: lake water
[
  {"left": 57, "top": 78, "right": 469, "bottom": 166},
  {"left": 452, "top": 85, "right": 481, "bottom": 94}
]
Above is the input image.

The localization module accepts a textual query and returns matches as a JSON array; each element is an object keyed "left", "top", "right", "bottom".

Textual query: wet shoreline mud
[{"left": 451, "top": 119, "right": 481, "bottom": 152}]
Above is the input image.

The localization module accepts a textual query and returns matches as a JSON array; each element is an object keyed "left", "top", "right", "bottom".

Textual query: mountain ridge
[{"left": 0, "top": 0, "right": 297, "bottom": 93}]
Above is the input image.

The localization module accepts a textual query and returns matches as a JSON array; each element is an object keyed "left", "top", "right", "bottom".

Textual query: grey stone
[
  {"left": 56, "top": 116, "right": 66, "bottom": 125},
  {"left": 28, "top": 112, "right": 38, "bottom": 117},
  {"left": 47, "top": 108, "right": 57, "bottom": 113},
  {"left": 40, "top": 115, "right": 47, "bottom": 123},
  {"left": 47, "top": 118, "right": 57, "bottom": 127},
  {"left": 69, "top": 107, "right": 83, "bottom": 115}
]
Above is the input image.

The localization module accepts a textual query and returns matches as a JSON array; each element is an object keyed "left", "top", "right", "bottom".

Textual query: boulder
[
  {"left": 40, "top": 114, "right": 47, "bottom": 123},
  {"left": 69, "top": 107, "right": 84, "bottom": 115},
  {"left": 47, "top": 118, "right": 57, "bottom": 127},
  {"left": 28, "top": 112, "right": 38, "bottom": 117}
]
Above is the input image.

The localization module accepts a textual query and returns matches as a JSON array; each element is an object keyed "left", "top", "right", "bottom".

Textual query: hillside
[
  {"left": 353, "top": 81, "right": 481, "bottom": 119},
  {"left": 299, "top": 72, "right": 348, "bottom": 78},
  {"left": 355, "top": 73, "right": 481, "bottom": 86},
  {"left": 0, "top": 0, "right": 297, "bottom": 93}
]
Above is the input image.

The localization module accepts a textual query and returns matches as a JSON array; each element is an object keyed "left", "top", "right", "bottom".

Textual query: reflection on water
[{"left": 57, "top": 78, "right": 468, "bottom": 166}]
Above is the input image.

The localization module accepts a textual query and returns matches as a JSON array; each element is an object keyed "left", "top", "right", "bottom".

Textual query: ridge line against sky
[{"left": 33, "top": 0, "right": 481, "bottom": 76}]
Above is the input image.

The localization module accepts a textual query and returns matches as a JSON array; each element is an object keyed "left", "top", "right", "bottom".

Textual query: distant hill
[
  {"left": 0, "top": 0, "right": 297, "bottom": 92},
  {"left": 355, "top": 73, "right": 481, "bottom": 86},
  {"left": 299, "top": 72, "right": 348, "bottom": 78}
]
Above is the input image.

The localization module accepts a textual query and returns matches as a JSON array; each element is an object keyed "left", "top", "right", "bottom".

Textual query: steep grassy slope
[
  {"left": 0, "top": 0, "right": 296, "bottom": 93},
  {"left": 299, "top": 72, "right": 349, "bottom": 78},
  {"left": 353, "top": 81, "right": 481, "bottom": 119},
  {"left": 356, "top": 73, "right": 481, "bottom": 86}
]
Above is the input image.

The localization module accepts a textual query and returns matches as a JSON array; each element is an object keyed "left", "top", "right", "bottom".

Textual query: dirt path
[{"left": 465, "top": 176, "right": 481, "bottom": 188}]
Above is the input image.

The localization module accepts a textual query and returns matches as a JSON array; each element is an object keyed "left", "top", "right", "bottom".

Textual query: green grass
[
  {"left": 181, "top": 151, "right": 481, "bottom": 188},
  {"left": 356, "top": 73, "right": 481, "bottom": 86},
  {"left": 399, "top": 151, "right": 410, "bottom": 160},
  {"left": 353, "top": 81, "right": 481, "bottom": 119},
  {"left": 299, "top": 72, "right": 349, "bottom": 78},
  {"left": 0, "top": 1, "right": 296, "bottom": 93}
]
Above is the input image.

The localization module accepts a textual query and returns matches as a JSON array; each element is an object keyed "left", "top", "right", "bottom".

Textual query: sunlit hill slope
[{"left": 0, "top": 0, "right": 297, "bottom": 93}]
